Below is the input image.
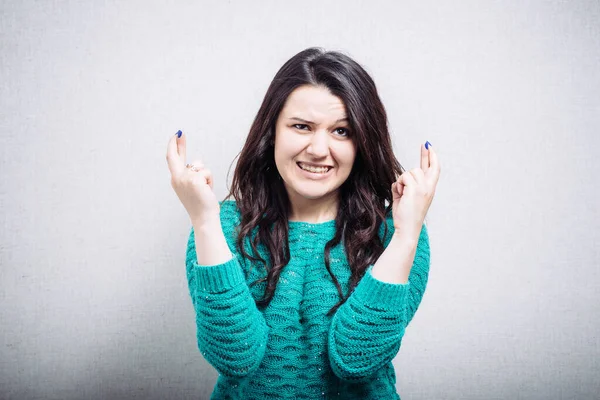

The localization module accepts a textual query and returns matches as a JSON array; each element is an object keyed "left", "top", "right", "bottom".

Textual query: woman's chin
[{"left": 289, "top": 185, "right": 336, "bottom": 201}]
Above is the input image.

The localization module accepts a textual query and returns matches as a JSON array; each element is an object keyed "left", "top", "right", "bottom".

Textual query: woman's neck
[{"left": 287, "top": 193, "right": 338, "bottom": 223}]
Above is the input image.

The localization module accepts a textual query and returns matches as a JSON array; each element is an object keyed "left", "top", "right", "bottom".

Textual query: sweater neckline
[
  {"left": 288, "top": 219, "right": 335, "bottom": 227},
  {"left": 287, "top": 219, "right": 337, "bottom": 235}
]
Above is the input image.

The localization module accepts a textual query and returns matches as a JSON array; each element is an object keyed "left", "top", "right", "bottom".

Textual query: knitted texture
[{"left": 185, "top": 200, "right": 430, "bottom": 399}]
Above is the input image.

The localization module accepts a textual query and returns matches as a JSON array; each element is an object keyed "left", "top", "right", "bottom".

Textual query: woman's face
[{"left": 274, "top": 85, "right": 357, "bottom": 204}]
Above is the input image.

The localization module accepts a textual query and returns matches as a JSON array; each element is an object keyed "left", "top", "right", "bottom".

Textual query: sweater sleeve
[
  {"left": 185, "top": 202, "right": 270, "bottom": 378},
  {"left": 327, "top": 221, "right": 430, "bottom": 382}
]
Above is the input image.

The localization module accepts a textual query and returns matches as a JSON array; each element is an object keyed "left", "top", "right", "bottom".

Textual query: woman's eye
[
  {"left": 335, "top": 128, "right": 350, "bottom": 137},
  {"left": 293, "top": 124, "right": 309, "bottom": 130}
]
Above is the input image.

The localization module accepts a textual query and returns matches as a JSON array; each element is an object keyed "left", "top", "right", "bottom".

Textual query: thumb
[{"left": 392, "top": 182, "right": 403, "bottom": 201}]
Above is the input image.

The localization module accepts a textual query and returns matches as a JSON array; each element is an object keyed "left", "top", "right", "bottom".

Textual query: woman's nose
[{"left": 306, "top": 131, "right": 329, "bottom": 157}]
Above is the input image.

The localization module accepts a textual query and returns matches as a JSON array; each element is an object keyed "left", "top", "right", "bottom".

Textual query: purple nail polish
[
  {"left": 425, "top": 141, "right": 431, "bottom": 149},
  {"left": 176, "top": 130, "right": 182, "bottom": 138}
]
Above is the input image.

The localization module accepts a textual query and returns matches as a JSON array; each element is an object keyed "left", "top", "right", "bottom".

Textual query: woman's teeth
[{"left": 298, "top": 162, "right": 330, "bottom": 174}]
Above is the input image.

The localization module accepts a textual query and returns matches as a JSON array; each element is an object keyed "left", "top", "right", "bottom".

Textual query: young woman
[{"left": 166, "top": 47, "right": 441, "bottom": 399}]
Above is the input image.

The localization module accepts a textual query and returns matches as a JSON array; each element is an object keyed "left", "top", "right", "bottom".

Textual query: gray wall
[{"left": 1, "top": 1, "right": 598, "bottom": 399}]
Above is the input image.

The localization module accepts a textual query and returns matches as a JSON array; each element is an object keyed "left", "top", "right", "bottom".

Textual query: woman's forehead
[{"left": 280, "top": 86, "right": 347, "bottom": 122}]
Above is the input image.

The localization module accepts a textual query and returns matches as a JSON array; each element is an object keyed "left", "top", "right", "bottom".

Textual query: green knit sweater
[{"left": 185, "top": 200, "right": 430, "bottom": 399}]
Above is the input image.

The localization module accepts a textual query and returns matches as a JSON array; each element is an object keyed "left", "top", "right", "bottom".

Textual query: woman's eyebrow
[{"left": 289, "top": 117, "right": 348, "bottom": 124}]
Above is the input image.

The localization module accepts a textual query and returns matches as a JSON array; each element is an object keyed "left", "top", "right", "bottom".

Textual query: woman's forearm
[
  {"left": 192, "top": 219, "right": 234, "bottom": 266},
  {"left": 185, "top": 223, "right": 270, "bottom": 378},
  {"left": 370, "top": 233, "right": 419, "bottom": 284}
]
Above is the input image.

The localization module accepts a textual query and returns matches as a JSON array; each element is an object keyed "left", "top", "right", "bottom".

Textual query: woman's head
[
  {"left": 273, "top": 84, "right": 356, "bottom": 209},
  {"left": 229, "top": 47, "right": 401, "bottom": 211},
  {"left": 226, "top": 47, "right": 404, "bottom": 315}
]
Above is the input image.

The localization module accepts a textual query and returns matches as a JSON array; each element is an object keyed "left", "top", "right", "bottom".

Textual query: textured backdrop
[{"left": 1, "top": 1, "right": 599, "bottom": 399}]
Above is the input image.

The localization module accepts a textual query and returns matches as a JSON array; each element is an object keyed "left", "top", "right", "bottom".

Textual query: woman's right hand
[{"left": 166, "top": 131, "right": 220, "bottom": 226}]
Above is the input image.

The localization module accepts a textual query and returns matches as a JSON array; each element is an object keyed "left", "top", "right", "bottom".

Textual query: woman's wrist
[
  {"left": 192, "top": 215, "right": 221, "bottom": 231},
  {"left": 391, "top": 231, "right": 419, "bottom": 248},
  {"left": 371, "top": 234, "right": 418, "bottom": 284},
  {"left": 192, "top": 218, "right": 234, "bottom": 267}
]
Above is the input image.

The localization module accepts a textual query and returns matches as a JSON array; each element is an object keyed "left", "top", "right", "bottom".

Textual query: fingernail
[
  {"left": 425, "top": 141, "right": 432, "bottom": 149},
  {"left": 176, "top": 130, "right": 182, "bottom": 138}
]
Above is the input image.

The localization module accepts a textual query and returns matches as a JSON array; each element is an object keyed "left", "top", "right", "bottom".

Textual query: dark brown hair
[{"left": 224, "top": 47, "right": 404, "bottom": 316}]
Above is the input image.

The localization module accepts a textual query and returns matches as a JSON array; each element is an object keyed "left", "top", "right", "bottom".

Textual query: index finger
[
  {"left": 420, "top": 142, "right": 430, "bottom": 172},
  {"left": 166, "top": 130, "right": 185, "bottom": 175}
]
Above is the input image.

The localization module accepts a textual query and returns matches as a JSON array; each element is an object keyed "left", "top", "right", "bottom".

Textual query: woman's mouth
[
  {"left": 297, "top": 162, "right": 332, "bottom": 174},
  {"left": 296, "top": 162, "right": 334, "bottom": 178}
]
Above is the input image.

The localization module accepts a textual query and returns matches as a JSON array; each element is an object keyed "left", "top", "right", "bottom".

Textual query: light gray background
[{"left": 1, "top": 1, "right": 599, "bottom": 399}]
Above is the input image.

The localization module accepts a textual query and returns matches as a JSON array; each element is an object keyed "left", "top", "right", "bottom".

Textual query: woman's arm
[
  {"left": 327, "top": 223, "right": 430, "bottom": 382},
  {"left": 185, "top": 215, "right": 270, "bottom": 378},
  {"left": 369, "top": 232, "right": 418, "bottom": 284},
  {"left": 192, "top": 220, "right": 234, "bottom": 266}
]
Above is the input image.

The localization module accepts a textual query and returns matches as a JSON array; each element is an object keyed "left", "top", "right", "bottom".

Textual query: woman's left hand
[{"left": 391, "top": 142, "right": 441, "bottom": 239}]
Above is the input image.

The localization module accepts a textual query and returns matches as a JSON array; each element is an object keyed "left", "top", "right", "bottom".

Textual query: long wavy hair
[{"left": 223, "top": 47, "right": 405, "bottom": 316}]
